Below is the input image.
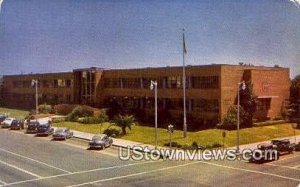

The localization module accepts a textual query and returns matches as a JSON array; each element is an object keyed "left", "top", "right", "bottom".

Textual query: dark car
[
  {"left": 0, "top": 115, "right": 7, "bottom": 123},
  {"left": 89, "top": 134, "right": 113, "bottom": 150},
  {"left": 1, "top": 118, "right": 15, "bottom": 128},
  {"left": 26, "top": 120, "right": 40, "bottom": 133},
  {"left": 295, "top": 142, "right": 300, "bottom": 151},
  {"left": 52, "top": 128, "right": 73, "bottom": 140},
  {"left": 36, "top": 123, "right": 54, "bottom": 136},
  {"left": 10, "top": 119, "right": 24, "bottom": 130},
  {"left": 271, "top": 139, "right": 295, "bottom": 154},
  {"left": 249, "top": 143, "right": 279, "bottom": 164}
]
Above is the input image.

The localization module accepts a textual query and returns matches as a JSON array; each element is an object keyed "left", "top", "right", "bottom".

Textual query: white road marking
[
  {"left": 0, "top": 160, "right": 41, "bottom": 178},
  {"left": 266, "top": 163, "right": 300, "bottom": 170},
  {"left": 271, "top": 155, "right": 300, "bottom": 163},
  {"left": 0, "top": 147, "right": 71, "bottom": 174},
  {"left": 292, "top": 164, "right": 300, "bottom": 169},
  {"left": 0, "top": 179, "right": 7, "bottom": 185},
  {"left": 67, "top": 159, "right": 300, "bottom": 187},
  {"left": 59, "top": 141, "right": 118, "bottom": 157},
  {"left": 67, "top": 161, "right": 199, "bottom": 187},
  {"left": 3, "top": 160, "right": 159, "bottom": 186}
]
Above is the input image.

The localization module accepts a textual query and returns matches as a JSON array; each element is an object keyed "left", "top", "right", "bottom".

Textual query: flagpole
[{"left": 182, "top": 29, "right": 187, "bottom": 138}]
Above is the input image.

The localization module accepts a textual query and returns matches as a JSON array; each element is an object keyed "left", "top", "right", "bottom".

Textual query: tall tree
[{"left": 240, "top": 81, "right": 257, "bottom": 127}]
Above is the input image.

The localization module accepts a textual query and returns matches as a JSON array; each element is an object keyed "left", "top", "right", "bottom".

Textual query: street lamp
[
  {"left": 150, "top": 80, "right": 158, "bottom": 149},
  {"left": 237, "top": 80, "right": 246, "bottom": 153},
  {"left": 31, "top": 79, "right": 39, "bottom": 115}
]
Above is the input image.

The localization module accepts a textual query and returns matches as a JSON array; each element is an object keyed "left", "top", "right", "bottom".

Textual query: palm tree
[{"left": 113, "top": 114, "right": 135, "bottom": 135}]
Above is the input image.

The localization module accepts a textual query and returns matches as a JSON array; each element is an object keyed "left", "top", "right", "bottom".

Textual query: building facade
[{"left": 1, "top": 65, "right": 290, "bottom": 129}]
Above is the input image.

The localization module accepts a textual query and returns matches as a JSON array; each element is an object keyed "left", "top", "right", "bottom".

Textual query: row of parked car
[
  {"left": 0, "top": 115, "right": 113, "bottom": 149},
  {"left": 249, "top": 138, "right": 300, "bottom": 163}
]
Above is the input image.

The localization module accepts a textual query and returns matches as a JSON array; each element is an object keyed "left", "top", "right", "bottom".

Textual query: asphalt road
[{"left": 0, "top": 129, "right": 299, "bottom": 187}]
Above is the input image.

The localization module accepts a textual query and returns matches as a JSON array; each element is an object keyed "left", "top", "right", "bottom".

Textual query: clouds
[
  {"left": 0, "top": 0, "right": 4, "bottom": 13},
  {"left": 289, "top": 0, "right": 300, "bottom": 7}
]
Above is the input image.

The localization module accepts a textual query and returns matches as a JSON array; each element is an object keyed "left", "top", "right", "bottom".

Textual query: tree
[
  {"left": 288, "top": 75, "right": 300, "bottom": 122},
  {"left": 239, "top": 81, "right": 257, "bottom": 127},
  {"left": 220, "top": 105, "right": 247, "bottom": 130},
  {"left": 112, "top": 114, "right": 136, "bottom": 135}
]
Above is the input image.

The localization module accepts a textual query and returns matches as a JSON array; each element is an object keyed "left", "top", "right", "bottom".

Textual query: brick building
[{"left": 1, "top": 64, "right": 290, "bottom": 129}]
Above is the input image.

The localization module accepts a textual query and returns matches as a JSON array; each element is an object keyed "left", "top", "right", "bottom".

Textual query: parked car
[
  {"left": 26, "top": 120, "right": 40, "bottom": 133},
  {"left": 36, "top": 123, "right": 54, "bottom": 136},
  {"left": 89, "top": 134, "right": 113, "bottom": 150},
  {"left": 249, "top": 143, "right": 279, "bottom": 164},
  {"left": 0, "top": 114, "right": 7, "bottom": 123},
  {"left": 295, "top": 142, "right": 300, "bottom": 151},
  {"left": 1, "top": 118, "right": 15, "bottom": 128},
  {"left": 271, "top": 139, "right": 295, "bottom": 154},
  {"left": 10, "top": 119, "right": 24, "bottom": 130},
  {"left": 52, "top": 128, "right": 73, "bottom": 140}
]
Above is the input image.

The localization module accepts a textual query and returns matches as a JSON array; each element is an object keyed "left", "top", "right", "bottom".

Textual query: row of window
[
  {"left": 12, "top": 79, "right": 73, "bottom": 88},
  {"left": 108, "top": 97, "right": 219, "bottom": 113},
  {"left": 104, "top": 76, "right": 219, "bottom": 89},
  {"left": 9, "top": 93, "right": 72, "bottom": 103}
]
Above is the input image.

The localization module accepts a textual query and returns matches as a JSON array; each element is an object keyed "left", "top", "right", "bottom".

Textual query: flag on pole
[{"left": 183, "top": 32, "right": 187, "bottom": 55}]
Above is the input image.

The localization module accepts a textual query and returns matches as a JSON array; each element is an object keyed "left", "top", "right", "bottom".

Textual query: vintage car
[
  {"left": 10, "top": 119, "right": 25, "bottom": 130},
  {"left": 295, "top": 142, "right": 300, "bottom": 151},
  {"left": 0, "top": 114, "right": 7, "bottom": 123},
  {"left": 271, "top": 139, "right": 295, "bottom": 154},
  {"left": 26, "top": 120, "right": 40, "bottom": 133},
  {"left": 52, "top": 128, "right": 73, "bottom": 140},
  {"left": 36, "top": 123, "right": 54, "bottom": 136},
  {"left": 249, "top": 143, "right": 279, "bottom": 164},
  {"left": 1, "top": 118, "right": 15, "bottom": 128},
  {"left": 89, "top": 134, "right": 113, "bottom": 150}
]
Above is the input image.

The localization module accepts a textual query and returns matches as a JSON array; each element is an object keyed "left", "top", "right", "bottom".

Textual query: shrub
[
  {"left": 38, "top": 104, "right": 52, "bottom": 114},
  {"left": 103, "top": 127, "right": 121, "bottom": 137},
  {"left": 219, "top": 105, "right": 247, "bottom": 130},
  {"left": 66, "top": 112, "right": 78, "bottom": 122},
  {"left": 54, "top": 104, "right": 77, "bottom": 115},
  {"left": 163, "top": 141, "right": 182, "bottom": 148}
]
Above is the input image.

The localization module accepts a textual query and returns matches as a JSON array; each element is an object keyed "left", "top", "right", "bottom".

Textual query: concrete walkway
[{"left": 53, "top": 126, "right": 300, "bottom": 159}]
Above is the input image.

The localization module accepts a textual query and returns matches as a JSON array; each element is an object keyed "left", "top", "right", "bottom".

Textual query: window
[
  {"left": 104, "top": 78, "right": 121, "bottom": 88},
  {"left": 167, "top": 76, "right": 181, "bottom": 88},
  {"left": 191, "top": 76, "right": 219, "bottom": 89},
  {"left": 13, "top": 81, "right": 22, "bottom": 88},
  {"left": 122, "top": 78, "right": 140, "bottom": 88},
  {"left": 57, "top": 79, "right": 66, "bottom": 87},
  {"left": 22, "top": 81, "right": 31, "bottom": 88},
  {"left": 192, "top": 99, "right": 219, "bottom": 113},
  {"left": 66, "top": 80, "right": 72, "bottom": 87}
]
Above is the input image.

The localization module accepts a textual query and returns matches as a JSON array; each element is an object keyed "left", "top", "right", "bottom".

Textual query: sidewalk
[
  {"left": 229, "top": 135, "right": 300, "bottom": 150},
  {"left": 55, "top": 127, "right": 300, "bottom": 160}
]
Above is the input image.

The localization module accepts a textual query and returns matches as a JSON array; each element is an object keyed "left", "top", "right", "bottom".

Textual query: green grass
[
  {"left": 53, "top": 121, "right": 300, "bottom": 148},
  {"left": 0, "top": 107, "right": 29, "bottom": 119},
  {"left": 1, "top": 107, "right": 299, "bottom": 148}
]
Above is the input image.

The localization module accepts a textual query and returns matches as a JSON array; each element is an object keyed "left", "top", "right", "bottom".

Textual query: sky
[{"left": 0, "top": 0, "right": 300, "bottom": 78}]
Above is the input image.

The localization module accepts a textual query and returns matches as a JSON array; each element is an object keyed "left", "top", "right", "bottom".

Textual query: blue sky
[{"left": 0, "top": 0, "right": 299, "bottom": 78}]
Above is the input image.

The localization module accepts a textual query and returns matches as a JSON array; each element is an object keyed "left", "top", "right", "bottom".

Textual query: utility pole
[
  {"left": 150, "top": 80, "right": 158, "bottom": 149},
  {"left": 237, "top": 81, "right": 246, "bottom": 153},
  {"left": 182, "top": 28, "right": 187, "bottom": 138},
  {"left": 32, "top": 79, "right": 39, "bottom": 114}
]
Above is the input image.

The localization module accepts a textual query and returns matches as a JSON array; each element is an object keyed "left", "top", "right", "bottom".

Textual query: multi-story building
[{"left": 2, "top": 64, "right": 290, "bottom": 129}]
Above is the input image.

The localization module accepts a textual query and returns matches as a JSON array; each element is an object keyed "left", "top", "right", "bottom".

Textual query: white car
[{"left": 1, "top": 118, "right": 15, "bottom": 128}]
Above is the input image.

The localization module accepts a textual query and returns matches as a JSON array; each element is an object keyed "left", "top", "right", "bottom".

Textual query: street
[{"left": 0, "top": 129, "right": 299, "bottom": 187}]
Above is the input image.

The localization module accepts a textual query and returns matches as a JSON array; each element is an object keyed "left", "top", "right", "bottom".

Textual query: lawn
[
  {"left": 0, "top": 107, "right": 29, "bottom": 119},
  {"left": 1, "top": 107, "right": 299, "bottom": 148},
  {"left": 53, "top": 121, "right": 300, "bottom": 148}
]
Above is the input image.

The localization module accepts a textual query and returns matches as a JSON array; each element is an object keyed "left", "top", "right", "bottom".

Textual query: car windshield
[
  {"left": 92, "top": 135, "right": 105, "bottom": 141},
  {"left": 39, "top": 124, "right": 49, "bottom": 128},
  {"left": 5, "top": 118, "right": 13, "bottom": 122},
  {"left": 55, "top": 129, "right": 65, "bottom": 133}
]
